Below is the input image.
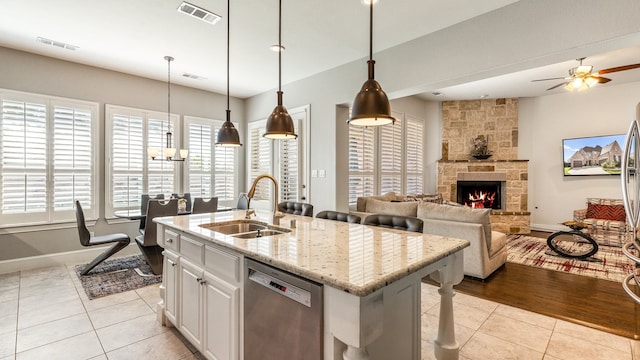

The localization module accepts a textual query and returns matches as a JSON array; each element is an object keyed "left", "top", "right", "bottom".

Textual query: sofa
[
  {"left": 573, "top": 198, "right": 632, "bottom": 247},
  {"left": 352, "top": 193, "right": 507, "bottom": 279}
]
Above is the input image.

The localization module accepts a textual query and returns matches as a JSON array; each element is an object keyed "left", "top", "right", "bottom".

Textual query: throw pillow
[
  {"left": 366, "top": 198, "right": 418, "bottom": 217},
  {"left": 417, "top": 202, "right": 492, "bottom": 242},
  {"left": 585, "top": 203, "right": 626, "bottom": 222}
]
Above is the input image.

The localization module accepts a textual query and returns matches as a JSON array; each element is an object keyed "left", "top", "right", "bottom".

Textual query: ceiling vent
[
  {"left": 182, "top": 73, "right": 207, "bottom": 80},
  {"left": 177, "top": 2, "right": 221, "bottom": 25},
  {"left": 36, "top": 37, "right": 78, "bottom": 51}
]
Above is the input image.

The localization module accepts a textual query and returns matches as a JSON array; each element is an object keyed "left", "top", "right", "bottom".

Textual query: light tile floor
[{"left": 0, "top": 265, "right": 638, "bottom": 360}]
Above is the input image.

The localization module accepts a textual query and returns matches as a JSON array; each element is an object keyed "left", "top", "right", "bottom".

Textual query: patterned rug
[
  {"left": 74, "top": 255, "right": 162, "bottom": 300},
  {"left": 506, "top": 234, "right": 636, "bottom": 282}
]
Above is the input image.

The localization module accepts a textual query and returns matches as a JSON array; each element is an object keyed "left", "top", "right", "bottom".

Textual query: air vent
[
  {"left": 36, "top": 37, "right": 78, "bottom": 51},
  {"left": 182, "top": 73, "right": 207, "bottom": 80},
  {"left": 177, "top": 1, "right": 221, "bottom": 25}
]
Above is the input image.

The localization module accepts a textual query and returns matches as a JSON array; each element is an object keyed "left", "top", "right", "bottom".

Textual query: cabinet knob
[
  {"left": 196, "top": 277, "right": 202, "bottom": 282},
  {"left": 171, "top": 262, "right": 176, "bottom": 267},
  {"left": 167, "top": 238, "right": 173, "bottom": 243}
]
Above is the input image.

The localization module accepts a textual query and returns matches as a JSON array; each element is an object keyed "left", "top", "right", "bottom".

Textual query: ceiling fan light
[
  {"left": 585, "top": 76, "right": 599, "bottom": 87},
  {"left": 575, "top": 65, "right": 593, "bottom": 75}
]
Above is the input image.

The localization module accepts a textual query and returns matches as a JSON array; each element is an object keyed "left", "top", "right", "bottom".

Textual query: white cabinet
[
  {"left": 163, "top": 250, "right": 179, "bottom": 325},
  {"left": 161, "top": 227, "right": 241, "bottom": 360},
  {"left": 202, "top": 271, "right": 240, "bottom": 360}
]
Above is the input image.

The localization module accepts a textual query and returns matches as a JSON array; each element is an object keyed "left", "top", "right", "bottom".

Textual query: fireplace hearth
[{"left": 457, "top": 180, "right": 503, "bottom": 209}]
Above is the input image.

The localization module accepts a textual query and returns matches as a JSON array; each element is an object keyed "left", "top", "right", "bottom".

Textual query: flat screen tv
[{"left": 562, "top": 134, "right": 625, "bottom": 176}]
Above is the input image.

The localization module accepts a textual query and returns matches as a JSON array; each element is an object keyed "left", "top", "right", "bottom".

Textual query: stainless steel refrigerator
[{"left": 620, "top": 102, "right": 640, "bottom": 303}]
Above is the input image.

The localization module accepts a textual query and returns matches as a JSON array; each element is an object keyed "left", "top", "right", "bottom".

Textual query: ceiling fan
[{"left": 532, "top": 57, "right": 640, "bottom": 91}]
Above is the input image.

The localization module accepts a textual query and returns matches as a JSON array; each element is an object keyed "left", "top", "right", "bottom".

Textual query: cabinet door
[
  {"left": 179, "top": 258, "right": 204, "bottom": 349},
  {"left": 202, "top": 272, "right": 240, "bottom": 360},
  {"left": 163, "top": 250, "right": 179, "bottom": 326}
]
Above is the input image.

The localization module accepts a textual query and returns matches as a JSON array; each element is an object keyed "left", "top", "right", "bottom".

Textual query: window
[
  {"left": 105, "top": 105, "right": 179, "bottom": 217},
  {"left": 246, "top": 105, "right": 309, "bottom": 210},
  {"left": 0, "top": 90, "right": 99, "bottom": 226},
  {"left": 348, "top": 112, "right": 425, "bottom": 206},
  {"left": 184, "top": 116, "right": 238, "bottom": 206}
]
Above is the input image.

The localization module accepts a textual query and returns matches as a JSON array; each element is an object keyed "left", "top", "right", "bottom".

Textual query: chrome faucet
[{"left": 247, "top": 174, "right": 285, "bottom": 225}]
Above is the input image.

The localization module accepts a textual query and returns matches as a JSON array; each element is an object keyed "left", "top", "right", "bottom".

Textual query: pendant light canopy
[
  {"left": 347, "top": 0, "right": 395, "bottom": 127},
  {"left": 263, "top": 0, "right": 297, "bottom": 140},
  {"left": 216, "top": 0, "right": 242, "bottom": 147},
  {"left": 147, "top": 56, "right": 188, "bottom": 161}
]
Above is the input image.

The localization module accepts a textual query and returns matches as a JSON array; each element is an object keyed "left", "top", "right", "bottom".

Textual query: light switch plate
[{"left": 312, "top": 169, "right": 318, "bottom": 178}]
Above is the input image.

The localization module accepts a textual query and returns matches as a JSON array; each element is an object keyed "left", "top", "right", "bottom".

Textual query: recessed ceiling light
[
  {"left": 480, "top": 94, "right": 490, "bottom": 98},
  {"left": 177, "top": 1, "right": 221, "bottom": 25},
  {"left": 36, "top": 37, "right": 78, "bottom": 51},
  {"left": 270, "top": 44, "right": 285, "bottom": 52}
]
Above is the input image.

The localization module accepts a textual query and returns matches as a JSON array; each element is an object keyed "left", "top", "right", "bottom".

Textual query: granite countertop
[{"left": 154, "top": 210, "right": 469, "bottom": 297}]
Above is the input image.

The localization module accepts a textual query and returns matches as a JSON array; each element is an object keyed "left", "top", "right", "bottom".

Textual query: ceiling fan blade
[
  {"left": 546, "top": 82, "right": 567, "bottom": 91},
  {"left": 531, "top": 77, "right": 566, "bottom": 82},
  {"left": 597, "top": 76, "right": 612, "bottom": 84},
  {"left": 597, "top": 63, "right": 640, "bottom": 75}
]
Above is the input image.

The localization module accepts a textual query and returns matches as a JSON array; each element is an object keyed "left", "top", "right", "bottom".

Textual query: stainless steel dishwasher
[{"left": 244, "top": 258, "right": 323, "bottom": 360}]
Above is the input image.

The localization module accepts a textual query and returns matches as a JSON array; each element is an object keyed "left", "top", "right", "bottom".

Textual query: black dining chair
[
  {"left": 278, "top": 201, "right": 314, "bottom": 217},
  {"left": 140, "top": 194, "right": 164, "bottom": 234},
  {"left": 135, "top": 198, "right": 178, "bottom": 275},
  {"left": 75, "top": 200, "right": 131, "bottom": 276},
  {"left": 192, "top": 196, "right": 219, "bottom": 214},
  {"left": 316, "top": 210, "right": 361, "bottom": 224},
  {"left": 362, "top": 214, "right": 424, "bottom": 233}
]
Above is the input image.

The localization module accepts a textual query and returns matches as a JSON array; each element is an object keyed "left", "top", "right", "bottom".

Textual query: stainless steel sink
[
  {"left": 233, "top": 229, "right": 288, "bottom": 239},
  {"left": 203, "top": 221, "right": 267, "bottom": 235},
  {"left": 200, "top": 220, "right": 290, "bottom": 238}
]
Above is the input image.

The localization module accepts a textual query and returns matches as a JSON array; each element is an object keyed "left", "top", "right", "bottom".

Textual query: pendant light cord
[
  {"left": 369, "top": 0, "right": 373, "bottom": 62},
  {"left": 226, "top": 0, "right": 230, "bottom": 113},
  {"left": 166, "top": 56, "right": 172, "bottom": 148},
  {"left": 278, "top": 0, "right": 282, "bottom": 93}
]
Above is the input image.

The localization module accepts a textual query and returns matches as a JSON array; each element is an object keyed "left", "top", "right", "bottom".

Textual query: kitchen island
[{"left": 154, "top": 210, "right": 469, "bottom": 360}]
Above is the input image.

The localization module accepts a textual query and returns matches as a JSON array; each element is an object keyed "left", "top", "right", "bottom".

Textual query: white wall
[{"left": 520, "top": 81, "right": 640, "bottom": 231}]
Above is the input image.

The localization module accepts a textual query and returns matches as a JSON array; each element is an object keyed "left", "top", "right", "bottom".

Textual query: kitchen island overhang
[{"left": 154, "top": 210, "right": 469, "bottom": 360}]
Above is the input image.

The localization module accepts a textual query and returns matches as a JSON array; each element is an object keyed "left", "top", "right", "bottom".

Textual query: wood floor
[{"left": 426, "top": 231, "right": 640, "bottom": 339}]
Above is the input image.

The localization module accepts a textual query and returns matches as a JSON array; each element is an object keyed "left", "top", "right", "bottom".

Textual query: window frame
[{"left": 0, "top": 89, "right": 100, "bottom": 228}]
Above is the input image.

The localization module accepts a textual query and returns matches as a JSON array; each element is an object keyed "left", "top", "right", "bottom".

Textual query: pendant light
[
  {"left": 215, "top": 0, "right": 242, "bottom": 147},
  {"left": 263, "top": 0, "right": 298, "bottom": 140},
  {"left": 147, "top": 56, "right": 188, "bottom": 161},
  {"left": 347, "top": 0, "right": 395, "bottom": 127}
]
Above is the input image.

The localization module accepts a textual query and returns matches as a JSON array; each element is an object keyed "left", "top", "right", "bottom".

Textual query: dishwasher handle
[{"left": 248, "top": 268, "right": 312, "bottom": 307}]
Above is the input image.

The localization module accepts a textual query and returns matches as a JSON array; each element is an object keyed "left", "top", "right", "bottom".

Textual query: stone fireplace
[{"left": 436, "top": 98, "right": 530, "bottom": 234}]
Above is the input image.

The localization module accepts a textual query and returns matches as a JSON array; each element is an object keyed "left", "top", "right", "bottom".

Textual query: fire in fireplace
[{"left": 457, "top": 181, "right": 502, "bottom": 209}]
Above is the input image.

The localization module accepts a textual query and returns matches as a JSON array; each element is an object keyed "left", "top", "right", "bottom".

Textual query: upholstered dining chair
[
  {"left": 278, "top": 201, "right": 314, "bottom": 217},
  {"left": 135, "top": 198, "right": 178, "bottom": 275},
  {"left": 315, "top": 210, "right": 361, "bottom": 224},
  {"left": 192, "top": 197, "right": 219, "bottom": 214},
  {"left": 362, "top": 214, "right": 424, "bottom": 233},
  {"left": 140, "top": 194, "right": 164, "bottom": 234},
  {"left": 75, "top": 200, "right": 131, "bottom": 276}
]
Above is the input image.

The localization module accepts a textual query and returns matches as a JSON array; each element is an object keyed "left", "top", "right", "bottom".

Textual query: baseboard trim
[{"left": 0, "top": 244, "right": 140, "bottom": 274}]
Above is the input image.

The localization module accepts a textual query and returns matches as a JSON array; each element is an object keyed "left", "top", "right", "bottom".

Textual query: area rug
[
  {"left": 506, "top": 234, "right": 636, "bottom": 282},
  {"left": 74, "top": 255, "right": 162, "bottom": 300}
]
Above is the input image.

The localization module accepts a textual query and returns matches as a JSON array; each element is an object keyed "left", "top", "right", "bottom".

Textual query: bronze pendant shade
[
  {"left": 216, "top": 0, "right": 242, "bottom": 147},
  {"left": 263, "top": 0, "right": 297, "bottom": 140},
  {"left": 347, "top": 0, "right": 395, "bottom": 127}
]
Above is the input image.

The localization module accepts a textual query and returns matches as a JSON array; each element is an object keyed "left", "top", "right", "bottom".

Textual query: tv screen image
[{"left": 562, "top": 134, "right": 626, "bottom": 176}]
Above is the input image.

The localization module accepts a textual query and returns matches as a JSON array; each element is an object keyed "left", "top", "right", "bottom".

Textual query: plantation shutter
[
  {"left": 147, "top": 116, "right": 174, "bottom": 196},
  {"left": 111, "top": 113, "right": 144, "bottom": 209},
  {"left": 348, "top": 125, "right": 375, "bottom": 206},
  {"left": 52, "top": 104, "right": 93, "bottom": 213},
  {"left": 405, "top": 116, "right": 424, "bottom": 194},
  {"left": 278, "top": 119, "right": 299, "bottom": 202},
  {"left": 214, "top": 127, "right": 236, "bottom": 201},
  {"left": 379, "top": 115, "right": 402, "bottom": 194},
  {"left": 188, "top": 122, "right": 213, "bottom": 198},
  {"left": 1, "top": 99, "right": 47, "bottom": 215},
  {"left": 248, "top": 121, "right": 272, "bottom": 203}
]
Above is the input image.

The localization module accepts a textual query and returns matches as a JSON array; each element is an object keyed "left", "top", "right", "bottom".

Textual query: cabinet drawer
[
  {"left": 205, "top": 245, "right": 240, "bottom": 284},
  {"left": 181, "top": 235, "right": 205, "bottom": 264},
  {"left": 163, "top": 229, "right": 180, "bottom": 251}
]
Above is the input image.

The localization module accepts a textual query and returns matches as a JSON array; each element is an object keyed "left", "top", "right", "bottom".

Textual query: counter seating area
[{"left": 351, "top": 192, "right": 507, "bottom": 279}]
